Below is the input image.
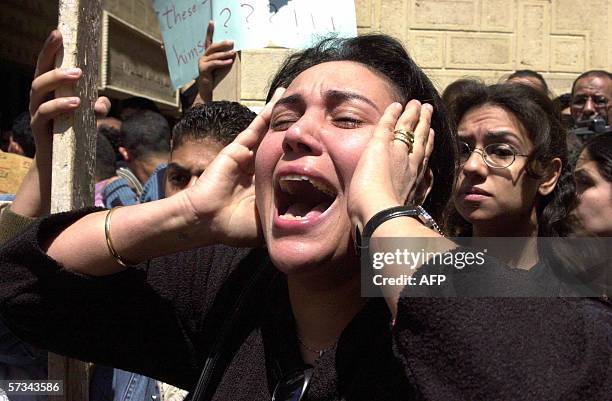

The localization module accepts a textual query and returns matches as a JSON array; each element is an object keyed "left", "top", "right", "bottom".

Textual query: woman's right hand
[{"left": 181, "top": 88, "right": 286, "bottom": 247}]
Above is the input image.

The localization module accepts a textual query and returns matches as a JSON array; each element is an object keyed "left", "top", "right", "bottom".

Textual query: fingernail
[
  {"left": 66, "top": 97, "right": 80, "bottom": 106},
  {"left": 424, "top": 103, "right": 433, "bottom": 112},
  {"left": 65, "top": 68, "right": 81, "bottom": 77}
]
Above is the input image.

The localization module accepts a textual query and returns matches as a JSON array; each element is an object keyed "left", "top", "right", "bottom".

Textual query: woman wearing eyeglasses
[
  {"left": 445, "top": 82, "right": 575, "bottom": 240},
  {"left": 0, "top": 32, "right": 610, "bottom": 401}
]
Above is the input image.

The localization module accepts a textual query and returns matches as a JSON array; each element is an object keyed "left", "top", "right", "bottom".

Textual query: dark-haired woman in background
[
  {"left": 445, "top": 82, "right": 574, "bottom": 241},
  {"left": 573, "top": 134, "right": 612, "bottom": 236}
]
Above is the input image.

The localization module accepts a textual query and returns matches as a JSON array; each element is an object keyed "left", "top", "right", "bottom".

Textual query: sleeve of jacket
[
  {"left": 0, "top": 208, "right": 251, "bottom": 390},
  {"left": 0, "top": 207, "right": 36, "bottom": 245}
]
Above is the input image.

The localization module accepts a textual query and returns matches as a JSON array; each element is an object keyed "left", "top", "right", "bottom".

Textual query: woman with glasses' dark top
[{"left": 0, "top": 32, "right": 610, "bottom": 401}]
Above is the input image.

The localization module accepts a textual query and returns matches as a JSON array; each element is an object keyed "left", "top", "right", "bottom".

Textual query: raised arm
[
  {"left": 193, "top": 21, "right": 236, "bottom": 105},
  {"left": 0, "top": 31, "right": 109, "bottom": 244},
  {"left": 348, "top": 100, "right": 456, "bottom": 316},
  {"left": 24, "top": 31, "right": 284, "bottom": 276}
]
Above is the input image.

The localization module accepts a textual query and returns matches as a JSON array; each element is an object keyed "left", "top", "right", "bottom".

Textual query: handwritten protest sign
[
  {"left": 212, "top": 0, "right": 270, "bottom": 50},
  {"left": 266, "top": 0, "right": 358, "bottom": 49},
  {"left": 153, "top": 0, "right": 357, "bottom": 89},
  {"left": 0, "top": 151, "right": 32, "bottom": 194},
  {"left": 152, "top": 0, "right": 212, "bottom": 89}
]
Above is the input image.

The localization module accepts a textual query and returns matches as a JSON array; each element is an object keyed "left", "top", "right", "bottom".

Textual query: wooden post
[
  {"left": 49, "top": 1, "right": 102, "bottom": 400},
  {"left": 212, "top": 52, "right": 242, "bottom": 101}
]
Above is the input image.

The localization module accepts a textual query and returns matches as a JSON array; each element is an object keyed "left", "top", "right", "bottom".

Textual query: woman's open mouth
[{"left": 273, "top": 173, "right": 339, "bottom": 229}]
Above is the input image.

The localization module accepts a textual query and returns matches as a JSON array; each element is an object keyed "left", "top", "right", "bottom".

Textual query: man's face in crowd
[
  {"left": 571, "top": 75, "right": 612, "bottom": 123},
  {"left": 164, "top": 136, "right": 225, "bottom": 197}
]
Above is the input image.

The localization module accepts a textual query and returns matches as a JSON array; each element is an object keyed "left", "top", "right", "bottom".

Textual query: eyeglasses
[
  {"left": 271, "top": 366, "right": 313, "bottom": 401},
  {"left": 459, "top": 141, "right": 528, "bottom": 169},
  {"left": 571, "top": 95, "right": 609, "bottom": 109}
]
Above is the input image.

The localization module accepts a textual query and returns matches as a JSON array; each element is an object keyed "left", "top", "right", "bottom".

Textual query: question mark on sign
[
  {"left": 241, "top": 3, "right": 255, "bottom": 24},
  {"left": 220, "top": 8, "right": 231, "bottom": 28}
]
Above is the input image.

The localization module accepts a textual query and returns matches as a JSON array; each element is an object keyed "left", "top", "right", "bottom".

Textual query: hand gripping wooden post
[{"left": 50, "top": 1, "right": 102, "bottom": 400}]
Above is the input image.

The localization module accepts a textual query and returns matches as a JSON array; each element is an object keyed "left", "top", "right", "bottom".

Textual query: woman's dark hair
[
  {"left": 442, "top": 78, "right": 484, "bottom": 109},
  {"left": 265, "top": 34, "right": 456, "bottom": 222},
  {"left": 445, "top": 81, "right": 575, "bottom": 237},
  {"left": 581, "top": 134, "right": 612, "bottom": 182},
  {"left": 95, "top": 133, "right": 117, "bottom": 181}
]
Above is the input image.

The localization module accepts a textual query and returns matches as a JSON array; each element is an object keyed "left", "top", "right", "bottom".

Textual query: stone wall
[
  {"left": 4, "top": 1, "right": 607, "bottom": 107},
  {"left": 239, "top": 0, "right": 612, "bottom": 106}
]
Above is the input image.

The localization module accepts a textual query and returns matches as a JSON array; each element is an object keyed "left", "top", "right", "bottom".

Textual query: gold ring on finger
[{"left": 393, "top": 129, "right": 415, "bottom": 152}]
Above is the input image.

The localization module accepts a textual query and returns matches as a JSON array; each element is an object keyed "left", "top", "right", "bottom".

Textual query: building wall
[
  {"left": 1, "top": 0, "right": 610, "bottom": 111},
  {"left": 240, "top": 0, "right": 612, "bottom": 107}
]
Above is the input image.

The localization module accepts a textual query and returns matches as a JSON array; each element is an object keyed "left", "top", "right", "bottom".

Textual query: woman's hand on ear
[
  {"left": 180, "top": 88, "right": 286, "bottom": 247},
  {"left": 348, "top": 100, "right": 435, "bottom": 231}
]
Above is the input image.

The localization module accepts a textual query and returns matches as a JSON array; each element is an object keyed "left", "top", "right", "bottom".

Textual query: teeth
[
  {"left": 279, "top": 213, "right": 306, "bottom": 220},
  {"left": 278, "top": 174, "right": 336, "bottom": 197}
]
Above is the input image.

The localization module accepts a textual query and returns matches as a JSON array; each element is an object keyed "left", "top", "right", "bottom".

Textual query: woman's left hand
[{"left": 347, "top": 100, "right": 435, "bottom": 231}]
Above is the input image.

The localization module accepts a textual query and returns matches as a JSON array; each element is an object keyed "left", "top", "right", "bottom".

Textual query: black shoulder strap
[
  {"left": 260, "top": 280, "right": 307, "bottom": 389},
  {"left": 190, "top": 250, "right": 278, "bottom": 401}
]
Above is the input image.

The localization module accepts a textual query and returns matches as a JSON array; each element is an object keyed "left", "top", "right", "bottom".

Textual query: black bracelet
[{"left": 354, "top": 204, "right": 442, "bottom": 256}]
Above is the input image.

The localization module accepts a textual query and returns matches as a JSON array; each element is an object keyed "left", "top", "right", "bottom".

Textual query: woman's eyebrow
[
  {"left": 486, "top": 130, "right": 522, "bottom": 144},
  {"left": 272, "top": 93, "right": 305, "bottom": 112},
  {"left": 325, "top": 89, "right": 380, "bottom": 113}
]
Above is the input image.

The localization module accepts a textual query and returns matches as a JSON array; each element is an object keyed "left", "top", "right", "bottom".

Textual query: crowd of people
[{"left": 0, "top": 20, "right": 610, "bottom": 401}]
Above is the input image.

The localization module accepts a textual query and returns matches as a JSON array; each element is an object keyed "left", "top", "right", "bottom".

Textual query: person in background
[
  {"left": 441, "top": 78, "right": 482, "bottom": 110},
  {"left": 118, "top": 97, "right": 160, "bottom": 121},
  {"left": 570, "top": 70, "right": 612, "bottom": 125},
  {"left": 572, "top": 134, "right": 612, "bottom": 236},
  {"left": 552, "top": 93, "right": 572, "bottom": 128},
  {"left": 551, "top": 92, "right": 583, "bottom": 155},
  {"left": 446, "top": 82, "right": 569, "bottom": 238},
  {"left": 7, "top": 112, "right": 36, "bottom": 158},
  {"left": 164, "top": 101, "right": 256, "bottom": 197},
  {"left": 506, "top": 69, "right": 550, "bottom": 96},
  {"left": 97, "top": 116, "right": 122, "bottom": 131},
  {"left": 97, "top": 124, "right": 124, "bottom": 164},
  {"left": 103, "top": 110, "right": 170, "bottom": 207},
  {"left": 94, "top": 134, "right": 117, "bottom": 207}
]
